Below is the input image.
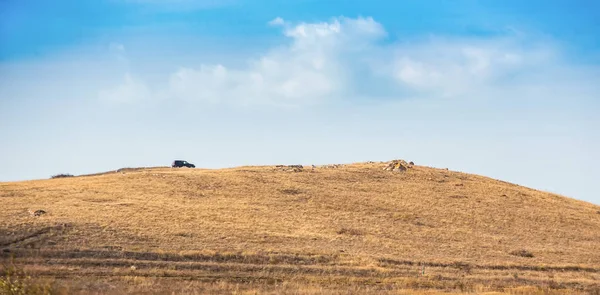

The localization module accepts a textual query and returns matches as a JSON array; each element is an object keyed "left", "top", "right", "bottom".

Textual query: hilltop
[{"left": 1, "top": 161, "right": 599, "bottom": 294}]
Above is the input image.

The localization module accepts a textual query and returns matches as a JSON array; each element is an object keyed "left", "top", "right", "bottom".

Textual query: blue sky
[{"left": 1, "top": 0, "right": 599, "bottom": 204}]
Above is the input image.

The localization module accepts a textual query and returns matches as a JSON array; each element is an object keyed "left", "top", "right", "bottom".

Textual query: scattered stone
[
  {"left": 383, "top": 160, "right": 411, "bottom": 172},
  {"left": 414, "top": 221, "right": 426, "bottom": 227},
  {"left": 321, "top": 164, "right": 343, "bottom": 169},
  {"left": 337, "top": 227, "right": 363, "bottom": 236},
  {"left": 448, "top": 195, "right": 468, "bottom": 199},
  {"left": 275, "top": 165, "right": 303, "bottom": 172},
  {"left": 409, "top": 161, "right": 414, "bottom": 165},
  {"left": 28, "top": 209, "right": 47, "bottom": 217}
]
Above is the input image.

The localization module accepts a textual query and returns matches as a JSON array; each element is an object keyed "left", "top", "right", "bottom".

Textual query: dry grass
[
  {"left": 509, "top": 250, "right": 534, "bottom": 258},
  {"left": 1, "top": 161, "right": 600, "bottom": 294}
]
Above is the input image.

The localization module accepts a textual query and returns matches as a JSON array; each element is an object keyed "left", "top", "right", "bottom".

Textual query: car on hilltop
[{"left": 172, "top": 160, "right": 195, "bottom": 168}]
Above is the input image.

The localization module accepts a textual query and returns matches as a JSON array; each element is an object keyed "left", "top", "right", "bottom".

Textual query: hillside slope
[{"left": 1, "top": 161, "right": 600, "bottom": 294}]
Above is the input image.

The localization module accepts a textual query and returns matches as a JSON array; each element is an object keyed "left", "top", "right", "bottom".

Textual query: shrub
[
  {"left": 510, "top": 249, "right": 534, "bottom": 258},
  {"left": 50, "top": 174, "right": 74, "bottom": 179},
  {"left": 337, "top": 227, "right": 364, "bottom": 236},
  {"left": 1, "top": 259, "right": 55, "bottom": 295}
]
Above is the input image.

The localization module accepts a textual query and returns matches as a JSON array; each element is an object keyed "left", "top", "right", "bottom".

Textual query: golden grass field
[{"left": 1, "top": 161, "right": 600, "bottom": 294}]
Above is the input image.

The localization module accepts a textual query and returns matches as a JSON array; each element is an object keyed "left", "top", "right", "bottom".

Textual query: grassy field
[{"left": 1, "top": 161, "right": 600, "bottom": 294}]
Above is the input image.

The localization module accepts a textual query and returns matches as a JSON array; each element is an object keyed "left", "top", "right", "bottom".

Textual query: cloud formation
[
  {"left": 390, "top": 38, "right": 554, "bottom": 97},
  {"left": 99, "top": 73, "right": 149, "bottom": 104},
  {"left": 268, "top": 17, "right": 285, "bottom": 27},
  {"left": 167, "top": 17, "right": 387, "bottom": 106},
  {"left": 101, "top": 16, "right": 572, "bottom": 106}
]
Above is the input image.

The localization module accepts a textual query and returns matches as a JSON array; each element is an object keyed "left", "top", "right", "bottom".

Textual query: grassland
[{"left": 1, "top": 161, "right": 600, "bottom": 294}]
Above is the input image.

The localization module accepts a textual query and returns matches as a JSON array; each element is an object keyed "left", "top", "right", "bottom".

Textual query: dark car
[{"left": 172, "top": 160, "right": 195, "bottom": 168}]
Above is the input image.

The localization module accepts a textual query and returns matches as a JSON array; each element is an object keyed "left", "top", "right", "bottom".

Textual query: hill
[{"left": 1, "top": 161, "right": 600, "bottom": 294}]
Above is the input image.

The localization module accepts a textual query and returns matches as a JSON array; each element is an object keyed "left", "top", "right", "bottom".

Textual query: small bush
[
  {"left": 588, "top": 286, "right": 600, "bottom": 295},
  {"left": 1, "top": 259, "right": 55, "bottom": 295},
  {"left": 337, "top": 227, "right": 364, "bottom": 236},
  {"left": 451, "top": 261, "right": 472, "bottom": 274},
  {"left": 50, "top": 174, "right": 74, "bottom": 179},
  {"left": 510, "top": 249, "right": 534, "bottom": 258}
]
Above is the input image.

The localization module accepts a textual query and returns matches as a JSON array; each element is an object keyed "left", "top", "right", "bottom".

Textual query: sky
[{"left": 0, "top": 0, "right": 599, "bottom": 204}]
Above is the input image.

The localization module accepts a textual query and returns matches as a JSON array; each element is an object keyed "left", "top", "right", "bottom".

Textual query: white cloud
[
  {"left": 109, "top": 42, "right": 125, "bottom": 53},
  {"left": 388, "top": 38, "right": 555, "bottom": 97},
  {"left": 98, "top": 73, "right": 149, "bottom": 104},
  {"left": 108, "top": 42, "right": 129, "bottom": 65},
  {"left": 99, "top": 16, "right": 585, "bottom": 107},
  {"left": 268, "top": 17, "right": 285, "bottom": 27},
  {"left": 166, "top": 17, "right": 387, "bottom": 106}
]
